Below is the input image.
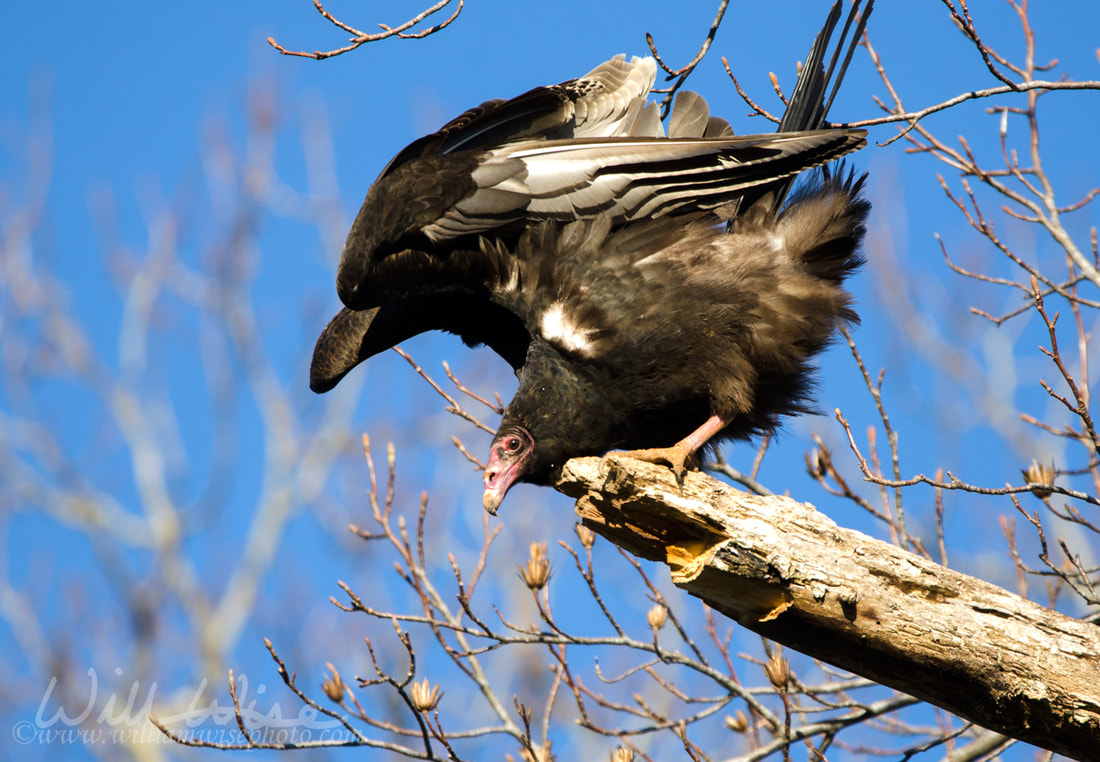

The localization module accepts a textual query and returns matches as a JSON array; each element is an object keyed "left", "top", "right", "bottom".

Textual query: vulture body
[{"left": 311, "top": 1, "right": 873, "bottom": 513}]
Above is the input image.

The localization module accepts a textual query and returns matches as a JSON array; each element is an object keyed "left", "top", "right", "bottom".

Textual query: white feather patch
[
  {"left": 500, "top": 263, "right": 520, "bottom": 293},
  {"left": 539, "top": 302, "right": 594, "bottom": 356}
]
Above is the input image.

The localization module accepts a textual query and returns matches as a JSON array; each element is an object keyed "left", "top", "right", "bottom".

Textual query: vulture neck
[{"left": 506, "top": 340, "right": 625, "bottom": 483}]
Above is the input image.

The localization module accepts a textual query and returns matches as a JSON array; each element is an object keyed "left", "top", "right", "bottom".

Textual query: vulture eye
[{"left": 504, "top": 436, "right": 522, "bottom": 453}]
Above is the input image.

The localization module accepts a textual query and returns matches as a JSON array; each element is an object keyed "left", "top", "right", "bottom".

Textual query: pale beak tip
[{"left": 482, "top": 491, "right": 501, "bottom": 515}]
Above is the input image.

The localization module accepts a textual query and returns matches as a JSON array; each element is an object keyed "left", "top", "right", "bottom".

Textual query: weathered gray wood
[{"left": 555, "top": 456, "right": 1100, "bottom": 761}]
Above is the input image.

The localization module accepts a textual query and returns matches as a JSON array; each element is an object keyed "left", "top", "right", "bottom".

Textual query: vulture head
[
  {"left": 483, "top": 424, "right": 534, "bottom": 514},
  {"left": 482, "top": 339, "right": 626, "bottom": 513}
]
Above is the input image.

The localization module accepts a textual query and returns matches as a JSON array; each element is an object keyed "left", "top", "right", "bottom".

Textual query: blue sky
[{"left": 3, "top": 1, "right": 1099, "bottom": 760}]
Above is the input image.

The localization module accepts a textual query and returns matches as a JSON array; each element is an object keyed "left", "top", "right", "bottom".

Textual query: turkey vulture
[{"left": 311, "top": 0, "right": 873, "bottom": 514}]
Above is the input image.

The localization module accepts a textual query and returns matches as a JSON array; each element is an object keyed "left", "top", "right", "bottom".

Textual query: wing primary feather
[{"left": 512, "top": 131, "right": 865, "bottom": 221}]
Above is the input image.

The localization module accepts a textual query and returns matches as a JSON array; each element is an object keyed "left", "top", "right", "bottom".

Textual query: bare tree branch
[
  {"left": 556, "top": 456, "right": 1100, "bottom": 760},
  {"left": 267, "top": 0, "right": 464, "bottom": 60}
]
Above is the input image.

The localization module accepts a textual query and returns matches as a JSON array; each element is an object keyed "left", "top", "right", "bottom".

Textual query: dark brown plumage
[{"left": 311, "top": 1, "right": 873, "bottom": 513}]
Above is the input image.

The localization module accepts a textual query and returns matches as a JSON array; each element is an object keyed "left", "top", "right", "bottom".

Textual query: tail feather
[
  {"left": 768, "top": 0, "right": 873, "bottom": 209},
  {"left": 819, "top": 0, "right": 874, "bottom": 123},
  {"left": 781, "top": 0, "right": 872, "bottom": 134}
]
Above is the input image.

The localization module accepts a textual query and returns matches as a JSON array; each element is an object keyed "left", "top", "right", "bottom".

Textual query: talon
[{"left": 612, "top": 444, "right": 696, "bottom": 483}]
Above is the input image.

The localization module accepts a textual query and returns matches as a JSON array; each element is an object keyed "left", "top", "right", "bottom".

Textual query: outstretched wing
[
  {"left": 431, "top": 129, "right": 865, "bottom": 236},
  {"left": 312, "top": 17, "right": 872, "bottom": 393},
  {"left": 336, "top": 127, "right": 866, "bottom": 309}
]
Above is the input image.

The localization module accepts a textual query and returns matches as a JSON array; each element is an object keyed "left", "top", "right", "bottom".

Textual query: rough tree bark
[{"left": 555, "top": 456, "right": 1100, "bottom": 761}]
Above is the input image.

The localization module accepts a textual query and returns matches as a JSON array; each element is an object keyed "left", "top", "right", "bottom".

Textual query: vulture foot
[
  {"left": 611, "top": 413, "right": 734, "bottom": 483},
  {"left": 613, "top": 444, "right": 699, "bottom": 483}
]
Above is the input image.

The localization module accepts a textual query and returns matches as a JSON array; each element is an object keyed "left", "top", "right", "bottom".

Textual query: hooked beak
[{"left": 483, "top": 458, "right": 522, "bottom": 515}]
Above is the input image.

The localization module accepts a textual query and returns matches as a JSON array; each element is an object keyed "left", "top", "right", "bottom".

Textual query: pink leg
[{"left": 615, "top": 413, "right": 734, "bottom": 480}]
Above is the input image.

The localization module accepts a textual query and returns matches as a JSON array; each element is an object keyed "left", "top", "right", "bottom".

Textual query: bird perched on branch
[{"left": 311, "top": 0, "right": 873, "bottom": 514}]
